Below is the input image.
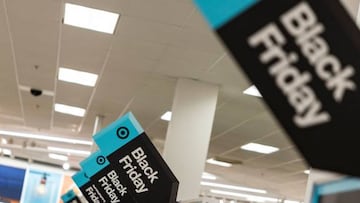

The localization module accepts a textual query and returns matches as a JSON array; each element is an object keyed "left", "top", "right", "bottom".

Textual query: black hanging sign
[
  {"left": 72, "top": 170, "right": 105, "bottom": 203},
  {"left": 93, "top": 112, "right": 179, "bottom": 203},
  {"left": 194, "top": 0, "right": 360, "bottom": 176},
  {"left": 80, "top": 150, "right": 136, "bottom": 203}
]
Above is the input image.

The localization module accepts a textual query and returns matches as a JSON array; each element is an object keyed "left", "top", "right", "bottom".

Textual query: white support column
[{"left": 163, "top": 78, "right": 219, "bottom": 201}]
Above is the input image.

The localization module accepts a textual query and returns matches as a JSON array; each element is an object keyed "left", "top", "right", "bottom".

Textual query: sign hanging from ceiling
[
  {"left": 73, "top": 112, "right": 179, "bottom": 203},
  {"left": 93, "top": 113, "right": 179, "bottom": 203},
  {"left": 193, "top": 0, "right": 360, "bottom": 177},
  {"left": 72, "top": 170, "right": 101, "bottom": 203},
  {"left": 80, "top": 151, "right": 136, "bottom": 203}
]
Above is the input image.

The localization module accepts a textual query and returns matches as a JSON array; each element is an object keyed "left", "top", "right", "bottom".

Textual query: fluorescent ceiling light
[
  {"left": 247, "top": 196, "right": 266, "bottom": 203},
  {"left": 241, "top": 143, "right": 279, "bottom": 154},
  {"left": 64, "top": 3, "right": 119, "bottom": 34},
  {"left": 63, "top": 163, "right": 70, "bottom": 170},
  {"left": 0, "top": 130, "right": 92, "bottom": 145},
  {"left": 161, "top": 111, "right": 172, "bottom": 121},
  {"left": 210, "top": 189, "right": 278, "bottom": 203},
  {"left": 243, "top": 85, "right": 262, "bottom": 97},
  {"left": 202, "top": 172, "right": 217, "bottom": 180},
  {"left": 47, "top": 146, "right": 91, "bottom": 156},
  {"left": 58, "top": 67, "right": 98, "bottom": 87},
  {"left": 2, "top": 149, "right": 11, "bottom": 156},
  {"left": 55, "top": 103, "right": 86, "bottom": 117},
  {"left": 206, "top": 158, "right": 232, "bottom": 167},
  {"left": 1, "top": 138, "right": 7, "bottom": 144},
  {"left": 284, "top": 200, "right": 300, "bottom": 203},
  {"left": 304, "top": 170, "right": 310, "bottom": 175},
  {"left": 219, "top": 200, "right": 224, "bottom": 203},
  {"left": 201, "top": 181, "right": 267, "bottom": 194},
  {"left": 49, "top": 153, "right": 68, "bottom": 161}
]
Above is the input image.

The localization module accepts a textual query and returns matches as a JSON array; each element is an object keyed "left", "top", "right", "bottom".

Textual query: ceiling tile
[
  {"left": 279, "top": 160, "right": 309, "bottom": 172},
  {"left": 222, "top": 148, "right": 263, "bottom": 162},
  {"left": 117, "top": 16, "right": 181, "bottom": 45},
  {"left": 116, "top": 0, "right": 194, "bottom": 26},
  {"left": 66, "top": 0, "right": 125, "bottom": 14},
  {"left": 183, "top": 8, "right": 211, "bottom": 31},
  {"left": 55, "top": 82, "right": 93, "bottom": 108},
  {"left": 89, "top": 69, "right": 145, "bottom": 117},
  {"left": 169, "top": 26, "right": 224, "bottom": 54},
  {"left": 7, "top": 0, "right": 61, "bottom": 90},
  {"left": 0, "top": 38, "right": 22, "bottom": 119},
  {"left": 20, "top": 91, "right": 52, "bottom": 129},
  {"left": 145, "top": 121, "right": 169, "bottom": 140},
  {"left": 211, "top": 100, "right": 266, "bottom": 136},
  {"left": 256, "top": 131, "right": 293, "bottom": 149},
  {"left": 128, "top": 75, "right": 176, "bottom": 129},
  {"left": 200, "top": 55, "right": 249, "bottom": 89},
  {"left": 155, "top": 55, "right": 204, "bottom": 79},
  {"left": 60, "top": 25, "right": 113, "bottom": 74},
  {"left": 245, "top": 148, "right": 302, "bottom": 169},
  {"left": 107, "top": 48, "right": 158, "bottom": 73},
  {"left": 209, "top": 131, "right": 255, "bottom": 155},
  {"left": 112, "top": 37, "right": 166, "bottom": 61},
  {"left": 53, "top": 112, "right": 82, "bottom": 131}
]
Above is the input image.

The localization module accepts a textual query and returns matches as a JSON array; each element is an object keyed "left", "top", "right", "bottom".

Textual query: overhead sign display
[
  {"left": 93, "top": 113, "right": 179, "bottom": 203},
  {"left": 72, "top": 170, "right": 102, "bottom": 203},
  {"left": 80, "top": 150, "right": 136, "bottom": 203},
  {"left": 194, "top": 0, "right": 360, "bottom": 176}
]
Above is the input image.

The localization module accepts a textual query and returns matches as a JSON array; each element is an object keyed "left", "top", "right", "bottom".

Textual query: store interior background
[{"left": 0, "top": 0, "right": 359, "bottom": 202}]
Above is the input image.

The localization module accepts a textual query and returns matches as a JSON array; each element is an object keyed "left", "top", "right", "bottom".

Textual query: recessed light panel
[
  {"left": 47, "top": 146, "right": 91, "bottom": 156},
  {"left": 243, "top": 85, "right": 262, "bottom": 97},
  {"left": 202, "top": 172, "right": 217, "bottom": 180},
  {"left": 284, "top": 200, "right": 300, "bottom": 203},
  {"left": 210, "top": 189, "right": 278, "bottom": 202},
  {"left": 55, "top": 103, "right": 86, "bottom": 117},
  {"left": 63, "top": 163, "right": 70, "bottom": 170},
  {"left": 2, "top": 149, "right": 11, "bottom": 156},
  {"left": 161, "top": 111, "right": 172, "bottom": 121},
  {"left": 201, "top": 181, "right": 267, "bottom": 194},
  {"left": 206, "top": 158, "right": 232, "bottom": 167},
  {"left": 241, "top": 143, "right": 279, "bottom": 154},
  {"left": 64, "top": 3, "right": 119, "bottom": 34},
  {"left": 58, "top": 67, "right": 98, "bottom": 87},
  {"left": 0, "top": 130, "right": 92, "bottom": 145},
  {"left": 49, "top": 153, "right": 68, "bottom": 161}
]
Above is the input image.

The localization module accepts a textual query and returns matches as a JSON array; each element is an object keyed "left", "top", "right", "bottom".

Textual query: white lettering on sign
[
  {"left": 107, "top": 170, "right": 127, "bottom": 197},
  {"left": 248, "top": 2, "right": 356, "bottom": 128},
  {"left": 131, "top": 147, "right": 159, "bottom": 184},
  {"left": 119, "top": 155, "right": 149, "bottom": 193},
  {"left": 98, "top": 176, "right": 120, "bottom": 203},
  {"left": 281, "top": 2, "right": 356, "bottom": 102},
  {"left": 118, "top": 147, "right": 159, "bottom": 194},
  {"left": 85, "top": 185, "right": 103, "bottom": 203}
]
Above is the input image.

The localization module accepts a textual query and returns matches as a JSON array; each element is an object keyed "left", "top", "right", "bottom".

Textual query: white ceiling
[{"left": 0, "top": 0, "right": 359, "bottom": 202}]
